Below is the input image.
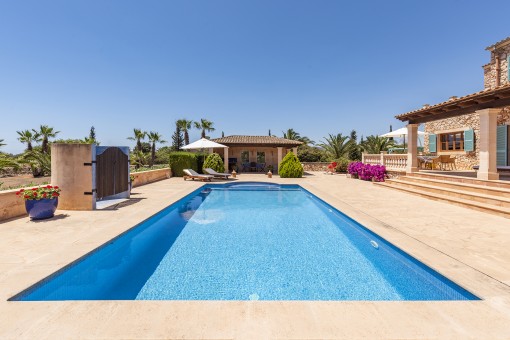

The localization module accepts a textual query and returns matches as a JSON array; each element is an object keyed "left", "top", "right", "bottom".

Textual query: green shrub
[
  {"left": 168, "top": 152, "right": 198, "bottom": 177},
  {"left": 335, "top": 158, "right": 350, "bottom": 173},
  {"left": 278, "top": 152, "right": 303, "bottom": 178},
  {"left": 203, "top": 153, "right": 225, "bottom": 173}
]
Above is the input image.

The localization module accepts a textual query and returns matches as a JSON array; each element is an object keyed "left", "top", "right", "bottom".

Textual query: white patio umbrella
[
  {"left": 380, "top": 127, "right": 428, "bottom": 150},
  {"left": 181, "top": 138, "right": 227, "bottom": 151}
]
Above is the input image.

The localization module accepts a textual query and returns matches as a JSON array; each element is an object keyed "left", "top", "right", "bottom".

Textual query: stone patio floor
[{"left": 1, "top": 172, "right": 510, "bottom": 339}]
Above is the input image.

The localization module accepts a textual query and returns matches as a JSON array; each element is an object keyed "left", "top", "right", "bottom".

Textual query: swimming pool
[{"left": 11, "top": 182, "right": 478, "bottom": 301}]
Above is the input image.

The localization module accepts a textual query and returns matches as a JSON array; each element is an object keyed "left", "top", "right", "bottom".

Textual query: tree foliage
[
  {"left": 361, "top": 135, "right": 395, "bottom": 154},
  {"left": 176, "top": 119, "right": 193, "bottom": 145},
  {"left": 147, "top": 131, "right": 166, "bottom": 167},
  {"left": 171, "top": 124, "right": 184, "bottom": 151},
  {"left": 127, "top": 128, "right": 146, "bottom": 152},
  {"left": 194, "top": 118, "right": 215, "bottom": 138},
  {"left": 203, "top": 153, "right": 225, "bottom": 173},
  {"left": 278, "top": 152, "right": 303, "bottom": 178},
  {"left": 169, "top": 152, "right": 198, "bottom": 177},
  {"left": 319, "top": 133, "right": 352, "bottom": 159},
  {"left": 282, "top": 128, "right": 314, "bottom": 145}
]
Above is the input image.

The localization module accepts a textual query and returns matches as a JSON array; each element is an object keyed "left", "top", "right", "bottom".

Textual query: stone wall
[
  {"left": 131, "top": 168, "right": 171, "bottom": 188},
  {"left": 424, "top": 107, "right": 510, "bottom": 169},
  {"left": 0, "top": 188, "right": 27, "bottom": 221},
  {"left": 483, "top": 43, "right": 510, "bottom": 89},
  {"left": 302, "top": 162, "right": 330, "bottom": 172}
]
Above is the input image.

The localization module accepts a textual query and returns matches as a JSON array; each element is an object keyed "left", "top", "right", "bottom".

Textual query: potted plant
[{"left": 16, "top": 185, "right": 61, "bottom": 220}]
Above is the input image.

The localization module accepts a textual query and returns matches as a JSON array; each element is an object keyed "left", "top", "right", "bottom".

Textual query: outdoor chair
[
  {"left": 438, "top": 155, "right": 456, "bottom": 171},
  {"left": 256, "top": 163, "right": 266, "bottom": 172},
  {"left": 250, "top": 162, "right": 257, "bottom": 172},
  {"left": 183, "top": 169, "right": 214, "bottom": 182},
  {"left": 204, "top": 168, "right": 231, "bottom": 179},
  {"left": 242, "top": 163, "right": 250, "bottom": 172}
]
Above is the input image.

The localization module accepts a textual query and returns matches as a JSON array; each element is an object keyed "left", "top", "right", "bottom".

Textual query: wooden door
[{"left": 96, "top": 147, "right": 128, "bottom": 199}]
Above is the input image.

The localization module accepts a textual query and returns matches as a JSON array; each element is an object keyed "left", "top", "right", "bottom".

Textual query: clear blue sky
[{"left": 1, "top": 0, "right": 509, "bottom": 153}]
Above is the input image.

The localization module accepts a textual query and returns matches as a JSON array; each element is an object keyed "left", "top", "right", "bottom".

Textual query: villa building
[
  {"left": 211, "top": 135, "right": 302, "bottom": 173},
  {"left": 397, "top": 36, "right": 510, "bottom": 180}
]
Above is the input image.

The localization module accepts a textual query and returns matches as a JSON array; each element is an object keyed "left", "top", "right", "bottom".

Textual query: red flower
[
  {"left": 46, "top": 185, "right": 52, "bottom": 189},
  {"left": 54, "top": 186, "right": 59, "bottom": 189},
  {"left": 52, "top": 192, "right": 59, "bottom": 197},
  {"left": 32, "top": 188, "right": 37, "bottom": 191},
  {"left": 24, "top": 195, "right": 30, "bottom": 199},
  {"left": 42, "top": 193, "right": 47, "bottom": 198},
  {"left": 16, "top": 191, "right": 20, "bottom": 195},
  {"left": 19, "top": 188, "right": 25, "bottom": 192}
]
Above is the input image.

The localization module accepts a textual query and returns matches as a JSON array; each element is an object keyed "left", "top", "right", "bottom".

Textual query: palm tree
[
  {"left": 283, "top": 128, "right": 314, "bottom": 145},
  {"left": 17, "top": 130, "right": 40, "bottom": 151},
  {"left": 33, "top": 125, "right": 59, "bottom": 154},
  {"left": 319, "top": 133, "right": 352, "bottom": 159},
  {"left": 0, "top": 139, "right": 5, "bottom": 148},
  {"left": 147, "top": 131, "right": 167, "bottom": 167},
  {"left": 361, "top": 135, "right": 395, "bottom": 154},
  {"left": 127, "top": 128, "right": 146, "bottom": 152},
  {"left": 131, "top": 150, "right": 149, "bottom": 169},
  {"left": 194, "top": 118, "right": 215, "bottom": 138},
  {"left": 176, "top": 119, "right": 193, "bottom": 145}
]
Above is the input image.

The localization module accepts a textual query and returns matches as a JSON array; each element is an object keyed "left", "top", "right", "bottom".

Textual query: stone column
[
  {"left": 361, "top": 152, "right": 365, "bottom": 163},
  {"left": 380, "top": 151, "right": 387, "bottom": 166},
  {"left": 277, "top": 147, "right": 283, "bottom": 174},
  {"left": 223, "top": 147, "right": 229, "bottom": 172},
  {"left": 477, "top": 108, "right": 499, "bottom": 180},
  {"left": 208, "top": 148, "right": 213, "bottom": 154},
  {"left": 292, "top": 147, "right": 298, "bottom": 156},
  {"left": 406, "top": 124, "right": 419, "bottom": 173}
]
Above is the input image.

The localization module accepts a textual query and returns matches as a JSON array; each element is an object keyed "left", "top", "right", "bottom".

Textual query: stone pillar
[
  {"left": 292, "top": 147, "right": 298, "bottom": 156},
  {"left": 208, "top": 148, "right": 213, "bottom": 154},
  {"left": 223, "top": 147, "right": 229, "bottom": 172},
  {"left": 51, "top": 143, "right": 95, "bottom": 210},
  {"left": 361, "top": 152, "right": 365, "bottom": 163},
  {"left": 277, "top": 147, "right": 283, "bottom": 173},
  {"left": 477, "top": 108, "right": 499, "bottom": 180},
  {"left": 406, "top": 124, "right": 419, "bottom": 173}
]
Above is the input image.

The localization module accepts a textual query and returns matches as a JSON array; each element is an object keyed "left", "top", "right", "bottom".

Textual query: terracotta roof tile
[
  {"left": 212, "top": 135, "right": 303, "bottom": 146},
  {"left": 486, "top": 36, "right": 510, "bottom": 50},
  {"left": 396, "top": 83, "right": 510, "bottom": 121}
]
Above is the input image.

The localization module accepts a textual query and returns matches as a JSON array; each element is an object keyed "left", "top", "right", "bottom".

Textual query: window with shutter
[
  {"left": 497, "top": 125, "right": 508, "bottom": 166},
  {"left": 429, "top": 134, "right": 436, "bottom": 153}
]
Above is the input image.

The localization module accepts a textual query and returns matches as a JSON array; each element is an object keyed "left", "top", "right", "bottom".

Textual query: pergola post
[
  {"left": 477, "top": 108, "right": 499, "bottom": 180},
  {"left": 223, "top": 147, "right": 229, "bottom": 172},
  {"left": 406, "top": 123, "right": 419, "bottom": 174},
  {"left": 292, "top": 147, "right": 298, "bottom": 156},
  {"left": 277, "top": 147, "right": 283, "bottom": 173}
]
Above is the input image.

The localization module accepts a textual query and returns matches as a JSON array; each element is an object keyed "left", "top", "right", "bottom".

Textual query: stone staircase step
[
  {"left": 375, "top": 181, "right": 510, "bottom": 219},
  {"left": 407, "top": 172, "right": 510, "bottom": 190},
  {"left": 398, "top": 176, "right": 510, "bottom": 199},
  {"left": 384, "top": 179, "right": 510, "bottom": 208}
]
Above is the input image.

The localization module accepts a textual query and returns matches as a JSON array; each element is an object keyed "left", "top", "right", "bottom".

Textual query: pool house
[{"left": 211, "top": 135, "right": 302, "bottom": 173}]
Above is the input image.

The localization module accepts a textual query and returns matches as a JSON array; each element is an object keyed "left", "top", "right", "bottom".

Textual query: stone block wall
[
  {"left": 131, "top": 168, "right": 171, "bottom": 188},
  {"left": 424, "top": 107, "right": 510, "bottom": 169},
  {"left": 484, "top": 43, "right": 510, "bottom": 89}
]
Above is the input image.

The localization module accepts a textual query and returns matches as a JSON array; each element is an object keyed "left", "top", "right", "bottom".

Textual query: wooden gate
[{"left": 96, "top": 147, "right": 128, "bottom": 199}]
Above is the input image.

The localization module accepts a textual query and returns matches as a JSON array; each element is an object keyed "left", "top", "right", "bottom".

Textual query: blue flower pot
[{"left": 25, "top": 198, "right": 58, "bottom": 220}]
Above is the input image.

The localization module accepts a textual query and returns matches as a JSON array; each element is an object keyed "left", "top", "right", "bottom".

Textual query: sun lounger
[
  {"left": 183, "top": 169, "right": 214, "bottom": 182},
  {"left": 204, "top": 168, "right": 231, "bottom": 179}
]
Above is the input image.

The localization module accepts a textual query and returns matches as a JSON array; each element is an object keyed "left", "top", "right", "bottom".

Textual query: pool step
[{"left": 375, "top": 179, "right": 510, "bottom": 219}]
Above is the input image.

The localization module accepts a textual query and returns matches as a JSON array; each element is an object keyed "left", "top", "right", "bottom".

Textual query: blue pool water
[{"left": 12, "top": 182, "right": 478, "bottom": 301}]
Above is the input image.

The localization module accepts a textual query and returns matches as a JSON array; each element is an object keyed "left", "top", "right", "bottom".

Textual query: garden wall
[
  {"left": 0, "top": 168, "right": 172, "bottom": 222},
  {"left": 301, "top": 162, "right": 330, "bottom": 172},
  {"left": 131, "top": 168, "right": 171, "bottom": 188},
  {"left": 0, "top": 189, "right": 28, "bottom": 221}
]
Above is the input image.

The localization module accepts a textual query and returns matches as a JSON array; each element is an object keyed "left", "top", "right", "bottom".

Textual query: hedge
[{"left": 168, "top": 152, "right": 198, "bottom": 177}]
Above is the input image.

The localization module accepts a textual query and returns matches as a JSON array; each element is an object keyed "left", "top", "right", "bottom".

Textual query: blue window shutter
[
  {"left": 464, "top": 129, "right": 474, "bottom": 152},
  {"left": 429, "top": 134, "right": 437, "bottom": 153},
  {"left": 497, "top": 125, "right": 508, "bottom": 166}
]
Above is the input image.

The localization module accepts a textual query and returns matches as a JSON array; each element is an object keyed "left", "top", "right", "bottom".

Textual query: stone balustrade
[{"left": 362, "top": 152, "right": 407, "bottom": 172}]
